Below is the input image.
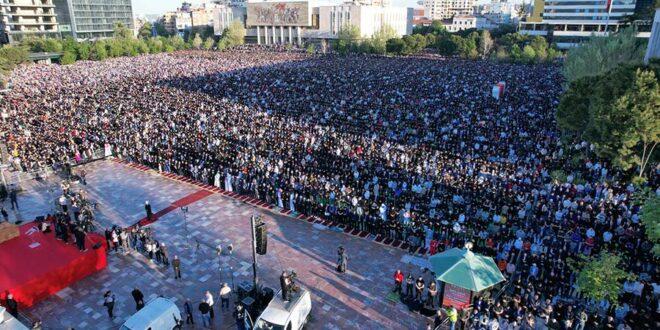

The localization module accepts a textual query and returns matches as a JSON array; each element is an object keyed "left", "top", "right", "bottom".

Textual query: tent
[{"left": 429, "top": 247, "right": 505, "bottom": 292}]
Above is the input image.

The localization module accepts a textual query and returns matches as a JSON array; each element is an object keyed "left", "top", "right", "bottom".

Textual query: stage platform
[{"left": 0, "top": 223, "right": 107, "bottom": 308}]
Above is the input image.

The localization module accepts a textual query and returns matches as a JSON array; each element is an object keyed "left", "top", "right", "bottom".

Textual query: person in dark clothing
[
  {"left": 5, "top": 293, "right": 18, "bottom": 317},
  {"left": 405, "top": 274, "right": 414, "bottom": 298},
  {"left": 131, "top": 288, "right": 144, "bottom": 311},
  {"left": 104, "top": 228, "right": 112, "bottom": 250},
  {"left": 415, "top": 276, "right": 425, "bottom": 302},
  {"left": 234, "top": 304, "right": 246, "bottom": 330},
  {"left": 198, "top": 300, "right": 211, "bottom": 327},
  {"left": 144, "top": 201, "right": 153, "bottom": 222},
  {"left": 80, "top": 169, "right": 87, "bottom": 185},
  {"left": 280, "top": 271, "right": 291, "bottom": 301},
  {"left": 184, "top": 298, "right": 194, "bottom": 324},
  {"left": 74, "top": 227, "right": 86, "bottom": 251},
  {"left": 172, "top": 255, "right": 181, "bottom": 279},
  {"left": 1, "top": 207, "right": 8, "bottom": 222},
  {"left": 103, "top": 291, "right": 115, "bottom": 319},
  {"left": 9, "top": 188, "right": 18, "bottom": 210}
]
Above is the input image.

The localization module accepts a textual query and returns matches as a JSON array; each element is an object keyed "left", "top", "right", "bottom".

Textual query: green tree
[
  {"left": 60, "top": 51, "right": 77, "bottom": 65},
  {"left": 563, "top": 27, "right": 645, "bottom": 83},
  {"left": 640, "top": 195, "right": 660, "bottom": 255},
  {"left": 169, "top": 35, "right": 186, "bottom": 50},
  {"left": 77, "top": 42, "right": 92, "bottom": 60},
  {"left": 192, "top": 33, "right": 203, "bottom": 49},
  {"left": 221, "top": 20, "right": 246, "bottom": 48},
  {"left": 569, "top": 252, "right": 635, "bottom": 304},
  {"left": 522, "top": 45, "right": 537, "bottom": 64},
  {"left": 557, "top": 65, "right": 660, "bottom": 178},
  {"left": 113, "top": 21, "right": 133, "bottom": 39},
  {"left": 306, "top": 43, "right": 316, "bottom": 54},
  {"left": 436, "top": 35, "right": 461, "bottom": 56},
  {"left": 138, "top": 22, "right": 153, "bottom": 39},
  {"left": 147, "top": 37, "right": 164, "bottom": 53},
  {"left": 92, "top": 40, "right": 108, "bottom": 60},
  {"left": 0, "top": 57, "right": 12, "bottom": 88},
  {"left": 386, "top": 38, "right": 405, "bottom": 54},
  {"left": 202, "top": 37, "right": 214, "bottom": 50},
  {"left": 478, "top": 30, "right": 493, "bottom": 57},
  {"left": 336, "top": 24, "right": 361, "bottom": 54},
  {"left": 0, "top": 45, "right": 30, "bottom": 67},
  {"left": 154, "top": 22, "right": 171, "bottom": 37},
  {"left": 372, "top": 24, "right": 398, "bottom": 55}
]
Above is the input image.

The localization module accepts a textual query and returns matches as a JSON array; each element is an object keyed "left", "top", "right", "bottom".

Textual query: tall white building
[
  {"left": 519, "top": 0, "right": 650, "bottom": 48},
  {"left": 0, "top": 0, "right": 59, "bottom": 43},
  {"left": 424, "top": 0, "right": 475, "bottom": 20}
]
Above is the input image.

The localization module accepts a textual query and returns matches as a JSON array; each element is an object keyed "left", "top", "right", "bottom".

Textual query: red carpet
[
  {"left": 0, "top": 223, "right": 107, "bottom": 308},
  {"left": 135, "top": 190, "right": 213, "bottom": 227}
]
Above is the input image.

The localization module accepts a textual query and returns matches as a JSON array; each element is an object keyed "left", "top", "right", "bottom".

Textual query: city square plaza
[{"left": 5, "top": 159, "right": 434, "bottom": 330}]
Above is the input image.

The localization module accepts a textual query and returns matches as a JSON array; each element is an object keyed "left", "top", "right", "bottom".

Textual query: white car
[
  {"left": 120, "top": 297, "right": 182, "bottom": 330},
  {"left": 253, "top": 288, "right": 312, "bottom": 330}
]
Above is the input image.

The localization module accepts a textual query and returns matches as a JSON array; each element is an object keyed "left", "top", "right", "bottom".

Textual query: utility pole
[{"left": 250, "top": 215, "right": 259, "bottom": 292}]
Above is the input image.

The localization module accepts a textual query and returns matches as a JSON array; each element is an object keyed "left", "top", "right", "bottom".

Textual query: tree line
[
  {"left": 334, "top": 21, "right": 560, "bottom": 64},
  {"left": 0, "top": 20, "right": 246, "bottom": 76}
]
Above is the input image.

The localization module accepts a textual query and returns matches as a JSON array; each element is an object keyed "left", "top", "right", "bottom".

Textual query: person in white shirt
[
  {"left": 205, "top": 290, "right": 215, "bottom": 319},
  {"left": 219, "top": 283, "right": 232, "bottom": 311}
]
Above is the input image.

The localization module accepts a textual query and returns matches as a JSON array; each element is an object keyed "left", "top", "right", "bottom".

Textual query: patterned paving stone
[{"left": 16, "top": 160, "right": 430, "bottom": 329}]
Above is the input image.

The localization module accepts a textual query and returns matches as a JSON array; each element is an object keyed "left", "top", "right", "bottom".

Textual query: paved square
[{"left": 11, "top": 160, "right": 431, "bottom": 330}]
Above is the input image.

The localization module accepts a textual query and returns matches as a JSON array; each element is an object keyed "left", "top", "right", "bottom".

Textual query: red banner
[{"left": 443, "top": 283, "right": 471, "bottom": 309}]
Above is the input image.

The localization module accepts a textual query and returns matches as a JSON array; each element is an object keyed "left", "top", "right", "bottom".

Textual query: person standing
[
  {"left": 103, "top": 291, "right": 116, "bottom": 319},
  {"left": 131, "top": 288, "right": 144, "bottom": 311},
  {"left": 393, "top": 269, "right": 404, "bottom": 295},
  {"left": 280, "top": 271, "right": 291, "bottom": 301},
  {"left": 80, "top": 169, "right": 87, "bottom": 185},
  {"left": 205, "top": 290, "right": 215, "bottom": 319},
  {"left": 406, "top": 274, "right": 414, "bottom": 298},
  {"left": 9, "top": 188, "right": 19, "bottom": 211},
  {"left": 144, "top": 201, "right": 153, "bottom": 222},
  {"left": 415, "top": 276, "right": 425, "bottom": 302},
  {"left": 5, "top": 293, "right": 18, "bottom": 317},
  {"left": 427, "top": 281, "right": 438, "bottom": 308},
  {"left": 74, "top": 226, "right": 86, "bottom": 252},
  {"left": 337, "top": 246, "right": 347, "bottom": 273},
  {"left": 184, "top": 298, "right": 194, "bottom": 325},
  {"left": 160, "top": 243, "right": 169, "bottom": 266},
  {"left": 172, "top": 255, "right": 182, "bottom": 279},
  {"left": 219, "top": 283, "right": 232, "bottom": 311},
  {"left": 1, "top": 207, "right": 8, "bottom": 222},
  {"left": 446, "top": 306, "right": 458, "bottom": 330},
  {"left": 198, "top": 299, "right": 211, "bottom": 328}
]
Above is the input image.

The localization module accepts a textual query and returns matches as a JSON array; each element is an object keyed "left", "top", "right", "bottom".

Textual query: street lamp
[{"left": 181, "top": 206, "right": 189, "bottom": 248}]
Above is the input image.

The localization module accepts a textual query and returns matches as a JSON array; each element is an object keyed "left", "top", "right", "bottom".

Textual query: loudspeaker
[
  {"left": 92, "top": 242, "right": 102, "bottom": 250},
  {"left": 255, "top": 223, "right": 267, "bottom": 255}
]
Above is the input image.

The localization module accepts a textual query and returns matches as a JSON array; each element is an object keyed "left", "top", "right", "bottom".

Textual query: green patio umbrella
[{"left": 429, "top": 247, "right": 505, "bottom": 292}]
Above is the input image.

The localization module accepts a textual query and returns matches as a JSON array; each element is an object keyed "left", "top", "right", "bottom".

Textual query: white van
[
  {"left": 253, "top": 288, "right": 312, "bottom": 330},
  {"left": 120, "top": 297, "right": 182, "bottom": 330}
]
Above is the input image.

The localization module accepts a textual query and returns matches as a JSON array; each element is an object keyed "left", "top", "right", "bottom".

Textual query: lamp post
[{"left": 181, "top": 206, "right": 189, "bottom": 248}]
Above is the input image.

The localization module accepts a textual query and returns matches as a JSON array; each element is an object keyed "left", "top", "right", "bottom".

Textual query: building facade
[
  {"left": 645, "top": 8, "right": 660, "bottom": 64},
  {"left": 424, "top": 0, "right": 475, "bottom": 20},
  {"left": 226, "top": 1, "right": 413, "bottom": 44},
  {"left": 53, "top": 0, "right": 133, "bottom": 39},
  {"left": 519, "top": 0, "right": 651, "bottom": 48},
  {"left": 0, "top": 0, "right": 59, "bottom": 44}
]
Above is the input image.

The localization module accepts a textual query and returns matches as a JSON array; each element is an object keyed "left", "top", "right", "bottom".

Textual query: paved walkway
[{"left": 17, "top": 160, "right": 431, "bottom": 330}]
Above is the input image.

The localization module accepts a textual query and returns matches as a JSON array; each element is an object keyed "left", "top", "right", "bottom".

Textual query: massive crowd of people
[{"left": 1, "top": 46, "right": 658, "bottom": 329}]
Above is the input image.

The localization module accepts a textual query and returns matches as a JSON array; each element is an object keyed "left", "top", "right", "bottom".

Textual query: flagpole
[{"left": 604, "top": 0, "right": 613, "bottom": 33}]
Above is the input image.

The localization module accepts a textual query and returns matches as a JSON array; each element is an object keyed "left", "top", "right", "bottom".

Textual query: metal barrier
[{"left": 0, "top": 147, "right": 109, "bottom": 189}]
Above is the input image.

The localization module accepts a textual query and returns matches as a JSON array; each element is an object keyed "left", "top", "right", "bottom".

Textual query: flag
[{"left": 605, "top": 0, "right": 613, "bottom": 13}]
